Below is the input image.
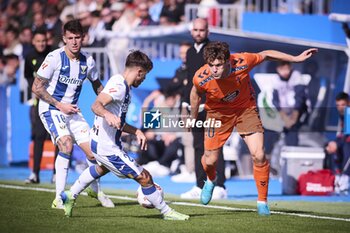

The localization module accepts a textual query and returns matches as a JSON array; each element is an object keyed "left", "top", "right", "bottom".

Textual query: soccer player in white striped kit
[
  {"left": 32, "top": 20, "right": 114, "bottom": 209},
  {"left": 60, "top": 50, "right": 190, "bottom": 220}
]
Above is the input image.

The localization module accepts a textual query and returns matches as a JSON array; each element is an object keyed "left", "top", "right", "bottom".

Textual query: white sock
[
  {"left": 86, "top": 158, "right": 100, "bottom": 193},
  {"left": 55, "top": 152, "right": 70, "bottom": 199},
  {"left": 142, "top": 185, "right": 171, "bottom": 215},
  {"left": 70, "top": 165, "right": 102, "bottom": 199}
]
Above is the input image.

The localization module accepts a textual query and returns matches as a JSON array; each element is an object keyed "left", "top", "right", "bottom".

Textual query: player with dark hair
[{"left": 32, "top": 20, "right": 114, "bottom": 209}]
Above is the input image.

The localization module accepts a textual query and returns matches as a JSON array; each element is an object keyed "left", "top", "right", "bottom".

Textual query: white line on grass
[{"left": 1, "top": 184, "right": 349, "bottom": 222}]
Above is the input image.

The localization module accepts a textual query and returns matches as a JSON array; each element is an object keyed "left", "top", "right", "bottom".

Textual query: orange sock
[
  {"left": 253, "top": 160, "right": 270, "bottom": 202},
  {"left": 201, "top": 155, "right": 217, "bottom": 182}
]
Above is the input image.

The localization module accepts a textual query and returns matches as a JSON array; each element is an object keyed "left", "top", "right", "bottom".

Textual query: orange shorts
[{"left": 204, "top": 107, "right": 264, "bottom": 150}]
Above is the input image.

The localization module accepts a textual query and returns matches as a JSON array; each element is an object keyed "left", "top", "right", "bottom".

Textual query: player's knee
[
  {"left": 85, "top": 152, "right": 95, "bottom": 160},
  {"left": 95, "top": 164, "right": 109, "bottom": 176},
  {"left": 136, "top": 169, "right": 153, "bottom": 186},
  {"left": 57, "top": 136, "right": 74, "bottom": 154},
  {"left": 252, "top": 152, "right": 266, "bottom": 164}
]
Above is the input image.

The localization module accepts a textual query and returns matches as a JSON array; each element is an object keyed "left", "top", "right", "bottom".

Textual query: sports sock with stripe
[
  {"left": 70, "top": 165, "right": 102, "bottom": 199},
  {"left": 142, "top": 185, "right": 170, "bottom": 215},
  {"left": 86, "top": 158, "right": 100, "bottom": 194}
]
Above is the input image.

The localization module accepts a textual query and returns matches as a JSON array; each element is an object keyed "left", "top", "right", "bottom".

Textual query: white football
[{"left": 136, "top": 183, "right": 164, "bottom": 209}]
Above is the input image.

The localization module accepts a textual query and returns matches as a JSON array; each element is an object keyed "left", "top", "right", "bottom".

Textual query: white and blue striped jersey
[
  {"left": 90, "top": 74, "right": 131, "bottom": 155},
  {"left": 36, "top": 47, "right": 99, "bottom": 115}
]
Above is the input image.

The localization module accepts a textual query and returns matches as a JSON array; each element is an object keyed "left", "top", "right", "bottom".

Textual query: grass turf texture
[{"left": 0, "top": 181, "right": 349, "bottom": 233}]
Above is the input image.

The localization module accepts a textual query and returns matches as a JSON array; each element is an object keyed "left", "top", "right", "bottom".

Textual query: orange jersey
[{"left": 193, "top": 52, "right": 264, "bottom": 114}]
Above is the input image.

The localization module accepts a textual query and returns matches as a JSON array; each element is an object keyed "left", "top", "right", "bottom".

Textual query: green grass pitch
[{"left": 0, "top": 181, "right": 349, "bottom": 233}]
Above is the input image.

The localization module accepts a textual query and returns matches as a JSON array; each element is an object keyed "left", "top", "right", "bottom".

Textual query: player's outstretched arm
[{"left": 259, "top": 48, "right": 318, "bottom": 63}]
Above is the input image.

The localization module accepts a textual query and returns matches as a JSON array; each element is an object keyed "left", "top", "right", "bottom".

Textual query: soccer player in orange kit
[{"left": 190, "top": 41, "right": 317, "bottom": 215}]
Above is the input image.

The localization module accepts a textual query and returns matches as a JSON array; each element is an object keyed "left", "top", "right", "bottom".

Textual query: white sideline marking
[{"left": 1, "top": 184, "right": 349, "bottom": 222}]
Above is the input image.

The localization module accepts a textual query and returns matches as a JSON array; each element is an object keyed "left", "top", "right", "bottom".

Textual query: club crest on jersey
[
  {"left": 80, "top": 65, "right": 87, "bottom": 74},
  {"left": 221, "top": 90, "right": 240, "bottom": 102}
]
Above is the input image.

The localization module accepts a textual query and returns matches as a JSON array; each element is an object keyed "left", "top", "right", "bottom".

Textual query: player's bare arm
[
  {"left": 91, "top": 92, "right": 122, "bottom": 129},
  {"left": 32, "top": 75, "right": 79, "bottom": 115},
  {"left": 258, "top": 48, "right": 318, "bottom": 62},
  {"left": 91, "top": 79, "right": 104, "bottom": 95},
  {"left": 190, "top": 85, "right": 202, "bottom": 120},
  {"left": 123, "top": 124, "right": 147, "bottom": 151}
]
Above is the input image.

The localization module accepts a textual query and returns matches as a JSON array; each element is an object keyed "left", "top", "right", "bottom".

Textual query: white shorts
[
  {"left": 90, "top": 139, "right": 143, "bottom": 179},
  {"left": 40, "top": 110, "right": 90, "bottom": 145}
]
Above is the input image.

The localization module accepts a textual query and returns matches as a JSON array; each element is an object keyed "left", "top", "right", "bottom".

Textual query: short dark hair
[
  {"left": 203, "top": 41, "right": 230, "bottom": 63},
  {"left": 63, "top": 19, "right": 84, "bottom": 35},
  {"left": 125, "top": 50, "right": 153, "bottom": 72},
  {"left": 33, "top": 28, "right": 47, "bottom": 37},
  {"left": 335, "top": 92, "right": 349, "bottom": 102}
]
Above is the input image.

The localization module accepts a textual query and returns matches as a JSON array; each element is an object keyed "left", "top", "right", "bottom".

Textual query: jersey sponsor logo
[
  {"left": 221, "top": 90, "right": 240, "bottom": 102},
  {"left": 80, "top": 65, "right": 87, "bottom": 74},
  {"left": 199, "top": 76, "right": 214, "bottom": 86},
  {"left": 59, "top": 75, "right": 83, "bottom": 85},
  {"left": 61, "top": 65, "right": 69, "bottom": 70},
  {"left": 231, "top": 65, "right": 248, "bottom": 72}
]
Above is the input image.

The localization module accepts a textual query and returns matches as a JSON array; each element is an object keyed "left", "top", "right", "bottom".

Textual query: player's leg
[
  {"left": 200, "top": 148, "right": 220, "bottom": 205},
  {"left": 238, "top": 107, "right": 270, "bottom": 215},
  {"left": 78, "top": 141, "right": 115, "bottom": 208},
  {"left": 54, "top": 135, "right": 74, "bottom": 205},
  {"left": 242, "top": 132, "right": 270, "bottom": 216},
  {"left": 201, "top": 115, "right": 233, "bottom": 205},
  {"left": 41, "top": 110, "right": 73, "bottom": 208},
  {"left": 135, "top": 169, "right": 189, "bottom": 220},
  {"left": 62, "top": 164, "right": 109, "bottom": 217},
  {"left": 94, "top": 148, "right": 188, "bottom": 220},
  {"left": 71, "top": 112, "right": 114, "bottom": 208}
]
